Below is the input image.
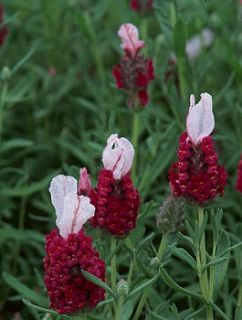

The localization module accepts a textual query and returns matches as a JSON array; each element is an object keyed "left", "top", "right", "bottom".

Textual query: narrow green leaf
[
  {"left": 169, "top": 245, "right": 196, "bottom": 270},
  {"left": 0, "top": 139, "right": 33, "bottom": 153},
  {"left": 3, "top": 272, "right": 47, "bottom": 307},
  {"left": 211, "top": 302, "right": 229, "bottom": 320},
  {"left": 185, "top": 307, "right": 204, "bottom": 320},
  {"left": 202, "top": 257, "right": 229, "bottom": 274},
  {"left": 235, "top": 307, "right": 242, "bottom": 320},
  {"left": 128, "top": 273, "right": 160, "bottom": 298},
  {"left": 213, "top": 231, "right": 231, "bottom": 295},
  {"left": 22, "top": 298, "right": 71, "bottom": 319},
  {"left": 0, "top": 172, "right": 56, "bottom": 197},
  {"left": 81, "top": 270, "right": 117, "bottom": 301},
  {"left": 159, "top": 268, "right": 205, "bottom": 303},
  {"left": 120, "top": 300, "right": 134, "bottom": 320}
]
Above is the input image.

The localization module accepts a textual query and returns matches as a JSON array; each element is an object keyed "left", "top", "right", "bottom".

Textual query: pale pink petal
[
  {"left": 186, "top": 93, "right": 214, "bottom": 145},
  {"left": 102, "top": 133, "right": 134, "bottom": 180},
  {"left": 118, "top": 23, "right": 144, "bottom": 58},
  {"left": 49, "top": 175, "right": 77, "bottom": 225},
  {"left": 78, "top": 167, "right": 91, "bottom": 196},
  {"left": 58, "top": 194, "right": 95, "bottom": 239},
  {"left": 72, "top": 196, "right": 95, "bottom": 234}
]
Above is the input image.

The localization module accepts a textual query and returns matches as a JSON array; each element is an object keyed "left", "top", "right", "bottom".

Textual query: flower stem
[
  {"left": 133, "top": 289, "right": 150, "bottom": 320},
  {"left": 133, "top": 233, "right": 168, "bottom": 320},
  {"left": 111, "top": 236, "right": 117, "bottom": 291},
  {"left": 115, "top": 294, "right": 125, "bottom": 320},
  {"left": 197, "top": 207, "right": 213, "bottom": 320},
  {"left": 177, "top": 55, "right": 187, "bottom": 102},
  {"left": 0, "top": 81, "right": 8, "bottom": 141},
  {"left": 157, "top": 232, "right": 168, "bottom": 261},
  {"left": 131, "top": 111, "right": 140, "bottom": 181}
]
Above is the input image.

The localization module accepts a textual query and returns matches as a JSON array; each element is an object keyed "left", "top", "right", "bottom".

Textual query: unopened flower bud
[
  {"left": 149, "top": 257, "right": 160, "bottom": 275},
  {"left": 78, "top": 167, "right": 91, "bottom": 196},
  {"left": 116, "top": 279, "right": 129, "bottom": 296},
  {"left": 1, "top": 66, "right": 11, "bottom": 82},
  {"left": 157, "top": 196, "right": 184, "bottom": 234}
]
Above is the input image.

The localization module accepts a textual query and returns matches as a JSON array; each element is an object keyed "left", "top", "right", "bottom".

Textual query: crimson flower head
[
  {"left": 44, "top": 175, "right": 105, "bottom": 314},
  {"left": 236, "top": 156, "right": 242, "bottom": 192},
  {"left": 90, "top": 134, "right": 140, "bottom": 236},
  {"left": 112, "top": 23, "right": 154, "bottom": 108},
  {"left": 0, "top": 5, "right": 8, "bottom": 46},
  {"left": 130, "top": 0, "right": 153, "bottom": 13},
  {"left": 169, "top": 93, "right": 227, "bottom": 206}
]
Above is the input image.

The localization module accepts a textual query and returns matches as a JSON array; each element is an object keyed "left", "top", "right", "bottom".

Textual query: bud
[
  {"left": 1, "top": 66, "right": 11, "bottom": 82},
  {"left": 116, "top": 279, "right": 129, "bottom": 296},
  {"left": 78, "top": 167, "right": 91, "bottom": 196},
  {"left": 149, "top": 257, "right": 160, "bottom": 275},
  {"left": 157, "top": 196, "right": 184, "bottom": 234}
]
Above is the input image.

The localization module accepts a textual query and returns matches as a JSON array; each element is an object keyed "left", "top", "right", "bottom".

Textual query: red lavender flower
[
  {"left": 44, "top": 175, "right": 105, "bottom": 314},
  {"left": 112, "top": 23, "right": 154, "bottom": 108},
  {"left": 90, "top": 134, "right": 140, "bottom": 236},
  {"left": 130, "top": 0, "right": 153, "bottom": 13},
  {"left": 0, "top": 5, "right": 8, "bottom": 46},
  {"left": 169, "top": 93, "right": 227, "bottom": 206},
  {"left": 236, "top": 156, "right": 242, "bottom": 192}
]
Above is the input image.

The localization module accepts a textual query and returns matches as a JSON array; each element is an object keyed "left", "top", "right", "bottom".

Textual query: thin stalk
[
  {"left": 126, "top": 236, "right": 135, "bottom": 286},
  {"left": 197, "top": 207, "right": 213, "bottom": 320},
  {"left": 157, "top": 232, "right": 168, "bottom": 261},
  {"left": 127, "top": 258, "right": 135, "bottom": 286},
  {"left": 111, "top": 236, "right": 117, "bottom": 291},
  {"left": 133, "top": 289, "right": 150, "bottom": 320},
  {"left": 115, "top": 295, "right": 125, "bottom": 320},
  {"left": 177, "top": 56, "right": 187, "bottom": 102},
  {"left": 131, "top": 111, "right": 140, "bottom": 181},
  {"left": 0, "top": 82, "right": 8, "bottom": 141},
  {"left": 133, "top": 233, "right": 168, "bottom": 320},
  {"left": 209, "top": 239, "right": 217, "bottom": 301},
  {"left": 238, "top": 255, "right": 242, "bottom": 307}
]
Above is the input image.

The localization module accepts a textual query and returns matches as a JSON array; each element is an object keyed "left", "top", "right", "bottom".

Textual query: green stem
[
  {"left": 131, "top": 111, "right": 140, "bottom": 181},
  {"left": 197, "top": 207, "right": 213, "bottom": 320},
  {"left": 238, "top": 255, "right": 242, "bottom": 307},
  {"left": 0, "top": 82, "right": 8, "bottom": 141},
  {"left": 239, "top": 282, "right": 242, "bottom": 307},
  {"left": 157, "top": 232, "right": 168, "bottom": 261},
  {"left": 111, "top": 236, "right": 117, "bottom": 291},
  {"left": 177, "top": 56, "right": 187, "bottom": 102},
  {"left": 209, "top": 240, "right": 217, "bottom": 301},
  {"left": 115, "top": 295, "right": 125, "bottom": 320},
  {"left": 133, "top": 233, "right": 168, "bottom": 320},
  {"left": 133, "top": 288, "right": 150, "bottom": 320},
  {"left": 127, "top": 258, "right": 135, "bottom": 286}
]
